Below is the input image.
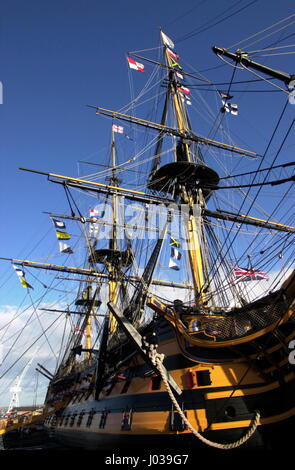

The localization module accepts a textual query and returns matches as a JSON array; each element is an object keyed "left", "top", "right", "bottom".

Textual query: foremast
[{"left": 108, "top": 127, "right": 120, "bottom": 333}]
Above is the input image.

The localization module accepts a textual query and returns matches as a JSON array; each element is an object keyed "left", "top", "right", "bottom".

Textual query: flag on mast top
[{"left": 161, "top": 31, "right": 175, "bottom": 49}]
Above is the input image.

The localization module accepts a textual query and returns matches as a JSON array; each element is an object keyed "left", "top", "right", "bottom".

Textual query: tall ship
[{"left": 0, "top": 30, "right": 294, "bottom": 452}]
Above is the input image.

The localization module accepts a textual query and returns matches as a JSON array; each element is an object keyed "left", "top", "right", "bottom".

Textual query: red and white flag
[
  {"left": 112, "top": 124, "right": 124, "bottom": 134},
  {"left": 179, "top": 86, "right": 190, "bottom": 95},
  {"left": 89, "top": 208, "right": 99, "bottom": 217},
  {"left": 127, "top": 57, "right": 145, "bottom": 72},
  {"left": 167, "top": 48, "right": 179, "bottom": 61}
]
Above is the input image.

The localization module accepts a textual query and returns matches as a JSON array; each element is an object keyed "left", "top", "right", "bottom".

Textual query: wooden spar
[
  {"left": 1, "top": 257, "right": 101, "bottom": 276},
  {"left": 212, "top": 46, "right": 294, "bottom": 85},
  {"left": 38, "top": 307, "right": 105, "bottom": 316},
  {"left": 204, "top": 209, "right": 295, "bottom": 233},
  {"left": 0, "top": 256, "right": 193, "bottom": 288},
  {"left": 87, "top": 105, "right": 259, "bottom": 158},
  {"left": 20, "top": 168, "right": 174, "bottom": 205},
  {"left": 49, "top": 179, "right": 173, "bottom": 205},
  {"left": 37, "top": 363, "right": 54, "bottom": 377},
  {"left": 35, "top": 368, "right": 52, "bottom": 380},
  {"left": 127, "top": 52, "right": 210, "bottom": 83},
  {"left": 107, "top": 301, "right": 182, "bottom": 395},
  {"left": 44, "top": 208, "right": 295, "bottom": 234},
  {"left": 55, "top": 276, "right": 193, "bottom": 289},
  {"left": 44, "top": 211, "right": 160, "bottom": 234}
]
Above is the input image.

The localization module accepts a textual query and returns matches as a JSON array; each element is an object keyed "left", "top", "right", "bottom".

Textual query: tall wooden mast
[
  {"left": 84, "top": 286, "right": 93, "bottom": 359},
  {"left": 159, "top": 30, "right": 208, "bottom": 302},
  {"left": 108, "top": 127, "right": 119, "bottom": 332}
]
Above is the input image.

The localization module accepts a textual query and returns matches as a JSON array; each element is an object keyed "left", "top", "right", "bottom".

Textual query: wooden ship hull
[{"left": 44, "top": 271, "right": 295, "bottom": 451}]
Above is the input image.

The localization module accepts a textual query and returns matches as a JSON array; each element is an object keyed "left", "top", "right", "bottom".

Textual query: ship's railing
[
  {"left": 184, "top": 293, "right": 291, "bottom": 338},
  {"left": 147, "top": 290, "right": 294, "bottom": 348}
]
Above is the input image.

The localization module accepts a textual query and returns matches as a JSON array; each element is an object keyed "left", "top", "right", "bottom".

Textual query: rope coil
[{"left": 150, "top": 347, "right": 260, "bottom": 450}]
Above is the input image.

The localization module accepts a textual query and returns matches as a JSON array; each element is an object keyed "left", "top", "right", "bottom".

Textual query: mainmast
[
  {"left": 164, "top": 33, "right": 204, "bottom": 301},
  {"left": 148, "top": 31, "right": 219, "bottom": 303}
]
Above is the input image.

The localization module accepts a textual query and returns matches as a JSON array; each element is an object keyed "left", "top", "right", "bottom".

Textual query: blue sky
[
  {"left": 0, "top": 0, "right": 294, "bottom": 405},
  {"left": 1, "top": 0, "right": 294, "bottom": 303}
]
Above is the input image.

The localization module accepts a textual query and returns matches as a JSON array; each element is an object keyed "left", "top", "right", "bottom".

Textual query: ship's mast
[
  {"left": 84, "top": 285, "right": 92, "bottom": 359},
  {"left": 108, "top": 127, "right": 119, "bottom": 332},
  {"left": 78, "top": 128, "right": 120, "bottom": 361},
  {"left": 160, "top": 31, "right": 207, "bottom": 303}
]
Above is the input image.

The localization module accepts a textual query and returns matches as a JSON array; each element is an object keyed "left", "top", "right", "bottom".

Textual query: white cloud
[{"left": 0, "top": 301, "right": 71, "bottom": 407}]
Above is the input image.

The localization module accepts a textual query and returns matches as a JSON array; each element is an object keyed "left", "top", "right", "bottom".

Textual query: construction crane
[{"left": 5, "top": 357, "right": 34, "bottom": 416}]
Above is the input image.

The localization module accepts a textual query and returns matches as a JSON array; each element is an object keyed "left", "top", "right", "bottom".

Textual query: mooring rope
[{"left": 150, "top": 347, "right": 260, "bottom": 450}]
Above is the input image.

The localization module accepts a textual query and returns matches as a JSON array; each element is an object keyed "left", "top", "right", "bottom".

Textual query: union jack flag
[{"left": 233, "top": 266, "right": 269, "bottom": 281}]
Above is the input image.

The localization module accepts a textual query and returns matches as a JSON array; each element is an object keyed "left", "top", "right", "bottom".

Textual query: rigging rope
[
  {"left": 177, "top": 0, "right": 258, "bottom": 44},
  {"left": 1, "top": 315, "right": 66, "bottom": 399},
  {"left": 220, "top": 161, "right": 295, "bottom": 180},
  {"left": 238, "top": 19, "right": 295, "bottom": 51},
  {"left": 226, "top": 12, "right": 295, "bottom": 49},
  {"left": 205, "top": 99, "right": 290, "bottom": 288},
  {"left": 0, "top": 313, "right": 64, "bottom": 380},
  {"left": 150, "top": 347, "right": 260, "bottom": 450},
  {"left": 239, "top": 63, "right": 290, "bottom": 94},
  {"left": 28, "top": 291, "right": 57, "bottom": 360}
]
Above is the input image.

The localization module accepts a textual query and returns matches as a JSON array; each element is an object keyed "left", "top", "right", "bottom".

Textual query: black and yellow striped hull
[{"left": 45, "top": 320, "right": 295, "bottom": 452}]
